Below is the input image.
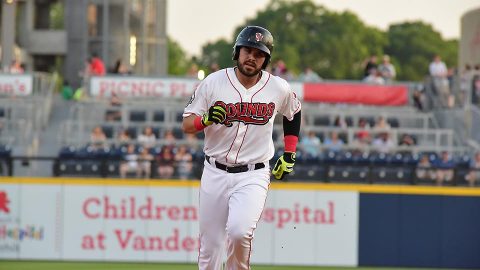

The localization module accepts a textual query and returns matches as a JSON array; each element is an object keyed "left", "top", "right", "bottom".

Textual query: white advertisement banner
[
  {"left": 89, "top": 76, "right": 306, "bottom": 100},
  {"left": 0, "top": 183, "right": 61, "bottom": 260},
  {"left": 0, "top": 180, "right": 358, "bottom": 266},
  {"left": 0, "top": 74, "right": 33, "bottom": 96},
  {"left": 89, "top": 76, "right": 201, "bottom": 98}
]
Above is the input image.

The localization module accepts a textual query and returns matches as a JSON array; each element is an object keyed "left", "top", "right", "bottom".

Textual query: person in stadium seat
[
  {"left": 156, "top": 145, "right": 175, "bottom": 179},
  {"left": 137, "top": 126, "right": 157, "bottom": 148},
  {"left": 119, "top": 144, "right": 140, "bottom": 178},
  {"left": 415, "top": 154, "right": 436, "bottom": 182},
  {"left": 372, "top": 132, "right": 395, "bottom": 154},
  {"left": 300, "top": 130, "right": 321, "bottom": 158},
  {"left": 138, "top": 147, "right": 154, "bottom": 179},
  {"left": 433, "top": 151, "right": 456, "bottom": 186},
  {"left": 323, "top": 131, "right": 345, "bottom": 153},
  {"left": 90, "top": 125, "right": 107, "bottom": 150},
  {"left": 174, "top": 145, "right": 193, "bottom": 180},
  {"left": 105, "top": 92, "right": 123, "bottom": 121},
  {"left": 466, "top": 152, "right": 480, "bottom": 187},
  {"left": 163, "top": 129, "right": 177, "bottom": 147}
]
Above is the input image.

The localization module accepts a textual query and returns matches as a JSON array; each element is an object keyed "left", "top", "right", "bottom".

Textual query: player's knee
[{"left": 226, "top": 225, "right": 253, "bottom": 243}]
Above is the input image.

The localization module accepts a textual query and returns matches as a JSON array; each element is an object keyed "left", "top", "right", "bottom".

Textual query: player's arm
[
  {"left": 272, "top": 110, "right": 301, "bottom": 180},
  {"left": 182, "top": 104, "right": 227, "bottom": 134},
  {"left": 182, "top": 114, "right": 200, "bottom": 134}
]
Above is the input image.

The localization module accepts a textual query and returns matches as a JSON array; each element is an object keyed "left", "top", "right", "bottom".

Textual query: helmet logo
[{"left": 255, "top": 33, "right": 263, "bottom": 42}]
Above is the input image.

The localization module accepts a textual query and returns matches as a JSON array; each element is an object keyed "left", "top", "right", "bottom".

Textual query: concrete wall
[{"left": 459, "top": 7, "right": 480, "bottom": 68}]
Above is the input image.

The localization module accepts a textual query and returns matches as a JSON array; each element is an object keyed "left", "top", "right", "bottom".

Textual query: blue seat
[
  {"left": 129, "top": 111, "right": 146, "bottom": 122},
  {"left": 153, "top": 111, "right": 165, "bottom": 122}
]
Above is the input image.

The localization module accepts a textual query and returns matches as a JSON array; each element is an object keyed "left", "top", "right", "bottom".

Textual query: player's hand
[
  {"left": 272, "top": 152, "right": 296, "bottom": 180},
  {"left": 201, "top": 105, "right": 227, "bottom": 126}
]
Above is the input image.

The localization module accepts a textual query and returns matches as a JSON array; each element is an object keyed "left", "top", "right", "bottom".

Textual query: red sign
[{"left": 303, "top": 83, "right": 409, "bottom": 106}]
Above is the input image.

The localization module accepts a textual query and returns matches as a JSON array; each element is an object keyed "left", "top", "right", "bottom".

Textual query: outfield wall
[{"left": 0, "top": 178, "right": 479, "bottom": 268}]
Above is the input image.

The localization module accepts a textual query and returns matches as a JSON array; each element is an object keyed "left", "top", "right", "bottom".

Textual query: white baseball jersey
[{"left": 183, "top": 67, "right": 301, "bottom": 166}]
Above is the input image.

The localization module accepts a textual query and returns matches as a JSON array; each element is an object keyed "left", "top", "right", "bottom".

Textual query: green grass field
[{"left": 0, "top": 261, "right": 452, "bottom": 270}]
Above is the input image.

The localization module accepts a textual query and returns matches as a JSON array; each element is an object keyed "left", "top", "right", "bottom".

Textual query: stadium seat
[
  {"left": 387, "top": 117, "right": 400, "bottom": 128},
  {"left": 129, "top": 110, "right": 147, "bottom": 122},
  {"left": 345, "top": 116, "right": 354, "bottom": 127},
  {"left": 101, "top": 125, "right": 114, "bottom": 139},
  {"left": 172, "top": 127, "right": 184, "bottom": 139},
  {"left": 313, "top": 116, "right": 330, "bottom": 126},
  {"left": 175, "top": 112, "right": 184, "bottom": 122},
  {"left": 153, "top": 111, "right": 165, "bottom": 122},
  {"left": 126, "top": 126, "right": 138, "bottom": 139}
]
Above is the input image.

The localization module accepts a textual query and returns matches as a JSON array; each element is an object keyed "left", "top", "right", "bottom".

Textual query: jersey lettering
[{"left": 214, "top": 101, "right": 275, "bottom": 127}]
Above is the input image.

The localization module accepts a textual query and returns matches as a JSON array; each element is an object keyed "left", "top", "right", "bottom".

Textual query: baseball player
[{"left": 182, "top": 25, "right": 301, "bottom": 270}]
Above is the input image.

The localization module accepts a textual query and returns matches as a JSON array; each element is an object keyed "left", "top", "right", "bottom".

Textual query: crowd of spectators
[{"left": 86, "top": 123, "right": 196, "bottom": 180}]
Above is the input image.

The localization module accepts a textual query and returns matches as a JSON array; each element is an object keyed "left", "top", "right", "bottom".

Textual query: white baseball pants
[{"left": 198, "top": 160, "right": 270, "bottom": 270}]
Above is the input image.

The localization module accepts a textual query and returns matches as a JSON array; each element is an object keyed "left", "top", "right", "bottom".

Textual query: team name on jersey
[{"left": 214, "top": 101, "right": 275, "bottom": 127}]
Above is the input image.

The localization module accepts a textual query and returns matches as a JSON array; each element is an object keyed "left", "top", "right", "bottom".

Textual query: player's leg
[
  {"left": 225, "top": 168, "right": 270, "bottom": 270},
  {"left": 198, "top": 161, "right": 230, "bottom": 270}
]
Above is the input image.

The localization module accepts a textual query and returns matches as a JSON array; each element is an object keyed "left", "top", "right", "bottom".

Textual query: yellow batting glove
[
  {"left": 201, "top": 105, "right": 227, "bottom": 126},
  {"left": 272, "top": 152, "right": 296, "bottom": 180}
]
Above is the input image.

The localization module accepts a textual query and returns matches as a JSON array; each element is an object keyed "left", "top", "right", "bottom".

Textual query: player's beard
[{"left": 237, "top": 60, "right": 262, "bottom": 77}]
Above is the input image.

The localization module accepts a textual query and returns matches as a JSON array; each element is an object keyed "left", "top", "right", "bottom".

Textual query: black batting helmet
[{"left": 232, "top": 26, "right": 274, "bottom": 69}]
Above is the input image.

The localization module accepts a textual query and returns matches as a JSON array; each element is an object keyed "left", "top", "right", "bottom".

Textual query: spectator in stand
[
  {"left": 413, "top": 88, "right": 426, "bottom": 111},
  {"left": 174, "top": 145, "right": 193, "bottom": 180},
  {"left": 378, "top": 55, "right": 396, "bottom": 83},
  {"left": 323, "top": 131, "right": 345, "bottom": 152},
  {"left": 363, "top": 68, "right": 385, "bottom": 85},
  {"left": 61, "top": 80, "right": 74, "bottom": 100},
  {"left": 187, "top": 63, "right": 199, "bottom": 78},
  {"left": 466, "top": 152, "right": 480, "bottom": 187},
  {"left": 398, "top": 133, "right": 416, "bottom": 149},
  {"left": 163, "top": 129, "right": 177, "bottom": 147},
  {"left": 373, "top": 116, "right": 391, "bottom": 131},
  {"left": 105, "top": 92, "right": 123, "bottom": 121},
  {"left": 90, "top": 125, "right": 107, "bottom": 150},
  {"left": 298, "top": 67, "right": 322, "bottom": 82},
  {"left": 416, "top": 154, "right": 436, "bottom": 181},
  {"left": 429, "top": 55, "right": 451, "bottom": 107},
  {"left": 117, "top": 128, "right": 131, "bottom": 146},
  {"left": 352, "top": 118, "right": 372, "bottom": 152},
  {"left": 300, "top": 130, "right": 321, "bottom": 158},
  {"left": 156, "top": 145, "right": 175, "bottom": 179},
  {"left": 372, "top": 132, "right": 395, "bottom": 154},
  {"left": 433, "top": 151, "right": 456, "bottom": 186},
  {"left": 459, "top": 64, "right": 474, "bottom": 105},
  {"left": 9, "top": 59, "right": 24, "bottom": 74},
  {"left": 89, "top": 53, "right": 106, "bottom": 76},
  {"left": 112, "top": 59, "right": 131, "bottom": 75},
  {"left": 272, "top": 59, "right": 294, "bottom": 80},
  {"left": 333, "top": 116, "right": 348, "bottom": 128},
  {"left": 137, "top": 147, "right": 154, "bottom": 179},
  {"left": 137, "top": 126, "right": 157, "bottom": 148},
  {"left": 119, "top": 144, "right": 140, "bottom": 178},
  {"left": 185, "top": 133, "right": 201, "bottom": 155},
  {"left": 363, "top": 55, "right": 378, "bottom": 78}
]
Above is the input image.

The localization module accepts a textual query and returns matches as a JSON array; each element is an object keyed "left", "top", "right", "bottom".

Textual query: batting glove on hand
[
  {"left": 272, "top": 152, "right": 296, "bottom": 180},
  {"left": 202, "top": 105, "right": 227, "bottom": 126}
]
